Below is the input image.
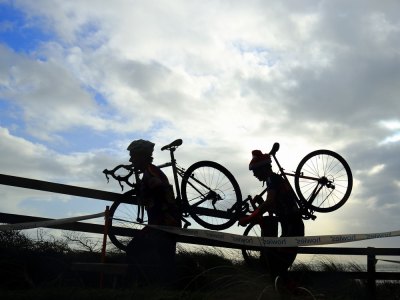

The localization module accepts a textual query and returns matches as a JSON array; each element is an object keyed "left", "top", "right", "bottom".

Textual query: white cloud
[
  {"left": 1, "top": 1, "right": 400, "bottom": 251},
  {"left": 368, "top": 164, "right": 385, "bottom": 176}
]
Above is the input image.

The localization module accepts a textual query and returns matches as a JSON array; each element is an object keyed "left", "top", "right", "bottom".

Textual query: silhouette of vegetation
[{"left": 0, "top": 230, "right": 399, "bottom": 299}]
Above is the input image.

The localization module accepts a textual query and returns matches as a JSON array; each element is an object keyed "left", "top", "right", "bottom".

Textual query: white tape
[
  {"left": 0, "top": 212, "right": 105, "bottom": 231},
  {"left": 149, "top": 225, "right": 400, "bottom": 248},
  {"left": 378, "top": 259, "right": 400, "bottom": 264},
  {"left": 2, "top": 212, "right": 399, "bottom": 248}
]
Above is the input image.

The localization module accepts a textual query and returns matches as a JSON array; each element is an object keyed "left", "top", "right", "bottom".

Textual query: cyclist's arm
[
  {"left": 256, "top": 190, "right": 277, "bottom": 215},
  {"left": 239, "top": 190, "right": 276, "bottom": 226}
]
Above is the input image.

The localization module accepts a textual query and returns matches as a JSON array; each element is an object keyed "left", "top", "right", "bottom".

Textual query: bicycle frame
[
  {"left": 157, "top": 145, "right": 238, "bottom": 222},
  {"left": 271, "top": 153, "right": 316, "bottom": 221}
]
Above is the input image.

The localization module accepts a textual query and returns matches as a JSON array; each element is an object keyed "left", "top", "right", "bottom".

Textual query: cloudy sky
[{"left": 1, "top": 0, "right": 399, "bottom": 253}]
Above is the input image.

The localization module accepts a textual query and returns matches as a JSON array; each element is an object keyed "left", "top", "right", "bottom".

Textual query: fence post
[
  {"left": 99, "top": 206, "right": 110, "bottom": 288},
  {"left": 367, "top": 247, "right": 376, "bottom": 300}
]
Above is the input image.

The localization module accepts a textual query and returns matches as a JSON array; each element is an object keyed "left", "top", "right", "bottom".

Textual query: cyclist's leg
[
  {"left": 256, "top": 216, "right": 281, "bottom": 281},
  {"left": 126, "top": 227, "right": 157, "bottom": 285},
  {"left": 260, "top": 216, "right": 279, "bottom": 236},
  {"left": 259, "top": 216, "right": 279, "bottom": 269},
  {"left": 126, "top": 226, "right": 177, "bottom": 286},
  {"left": 273, "top": 216, "right": 305, "bottom": 290}
]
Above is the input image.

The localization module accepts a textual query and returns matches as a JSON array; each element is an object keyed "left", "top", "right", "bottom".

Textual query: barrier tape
[
  {"left": 0, "top": 212, "right": 105, "bottom": 231},
  {"left": 1, "top": 212, "right": 399, "bottom": 248},
  {"left": 378, "top": 259, "right": 400, "bottom": 264},
  {"left": 149, "top": 225, "right": 400, "bottom": 248}
]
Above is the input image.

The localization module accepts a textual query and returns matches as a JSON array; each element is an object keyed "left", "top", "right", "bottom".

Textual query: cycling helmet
[
  {"left": 127, "top": 139, "right": 155, "bottom": 157},
  {"left": 249, "top": 150, "right": 271, "bottom": 170}
]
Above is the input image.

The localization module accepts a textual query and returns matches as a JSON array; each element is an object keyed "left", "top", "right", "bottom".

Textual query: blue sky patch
[
  {"left": 49, "top": 127, "right": 115, "bottom": 154},
  {"left": 0, "top": 99, "right": 24, "bottom": 132},
  {"left": 0, "top": 3, "right": 53, "bottom": 53}
]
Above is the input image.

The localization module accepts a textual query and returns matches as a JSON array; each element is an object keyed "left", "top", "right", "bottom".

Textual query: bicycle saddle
[
  {"left": 161, "top": 139, "right": 183, "bottom": 151},
  {"left": 269, "top": 142, "right": 280, "bottom": 156}
]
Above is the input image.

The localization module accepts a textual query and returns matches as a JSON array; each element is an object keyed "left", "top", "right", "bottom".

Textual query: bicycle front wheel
[
  {"left": 181, "top": 161, "right": 242, "bottom": 230},
  {"left": 294, "top": 150, "right": 353, "bottom": 213},
  {"left": 108, "top": 201, "right": 146, "bottom": 252}
]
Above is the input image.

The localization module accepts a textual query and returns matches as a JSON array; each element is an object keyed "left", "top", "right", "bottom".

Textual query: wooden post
[
  {"left": 367, "top": 247, "right": 376, "bottom": 300},
  {"left": 99, "top": 206, "right": 110, "bottom": 288}
]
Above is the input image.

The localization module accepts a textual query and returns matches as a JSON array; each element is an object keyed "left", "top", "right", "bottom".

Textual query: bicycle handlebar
[
  {"left": 103, "top": 164, "right": 136, "bottom": 190},
  {"left": 103, "top": 161, "right": 174, "bottom": 191}
]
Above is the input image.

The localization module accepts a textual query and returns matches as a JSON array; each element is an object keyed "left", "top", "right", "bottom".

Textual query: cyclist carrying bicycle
[
  {"left": 239, "top": 149, "right": 305, "bottom": 289},
  {"left": 127, "top": 139, "right": 181, "bottom": 228},
  {"left": 125, "top": 139, "right": 181, "bottom": 286}
]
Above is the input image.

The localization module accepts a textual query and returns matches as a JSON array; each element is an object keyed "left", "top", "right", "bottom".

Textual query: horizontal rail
[
  {"left": 0, "top": 174, "right": 237, "bottom": 219},
  {"left": 71, "top": 262, "right": 129, "bottom": 275},
  {"left": 70, "top": 265, "right": 400, "bottom": 281},
  {"left": 290, "top": 271, "right": 400, "bottom": 280},
  {"left": 0, "top": 173, "right": 134, "bottom": 204}
]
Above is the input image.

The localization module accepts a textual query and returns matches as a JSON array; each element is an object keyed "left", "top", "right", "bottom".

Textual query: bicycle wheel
[
  {"left": 242, "top": 218, "right": 281, "bottom": 268},
  {"left": 294, "top": 150, "right": 353, "bottom": 213},
  {"left": 108, "top": 201, "right": 146, "bottom": 251},
  {"left": 181, "top": 160, "right": 242, "bottom": 230}
]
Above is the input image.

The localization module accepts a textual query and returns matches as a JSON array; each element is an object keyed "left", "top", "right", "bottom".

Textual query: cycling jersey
[
  {"left": 140, "top": 164, "right": 181, "bottom": 227},
  {"left": 265, "top": 173, "right": 300, "bottom": 219},
  {"left": 263, "top": 173, "right": 305, "bottom": 283}
]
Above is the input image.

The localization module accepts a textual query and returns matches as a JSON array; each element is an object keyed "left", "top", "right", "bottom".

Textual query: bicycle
[
  {"left": 103, "top": 139, "right": 243, "bottom": 251},
  {"left": 240, "top": 142, "right": 353, "bottom": 265}
]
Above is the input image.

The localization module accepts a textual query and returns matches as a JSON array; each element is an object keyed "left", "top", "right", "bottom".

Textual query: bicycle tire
[
  {"left": 294, "top": 150, "right": 353, "bottom": 213},
  {"left": 181, "top": 160, "right": 242, "bottom": 230},
  {"left": 108, "top": 200, "right": 146, "bottom": 251},
  {"left": 242, "top": 220, "right": 281, "bottom": 267}
]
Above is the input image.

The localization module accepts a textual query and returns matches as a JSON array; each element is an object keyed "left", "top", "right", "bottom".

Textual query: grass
[{"left": 1, "top": 230, "right": 399, "bottom": 299}]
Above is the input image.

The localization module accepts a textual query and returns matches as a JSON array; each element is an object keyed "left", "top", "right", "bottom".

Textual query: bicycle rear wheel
[
  {"left": 181, "top": 160, "right": 242, "bottom": 230},
  {"left": 108, "top": 200, "right": 146, "bottom": 251},
  {"left": 294, "top": 150, "right": 353, "bottom": 213}
]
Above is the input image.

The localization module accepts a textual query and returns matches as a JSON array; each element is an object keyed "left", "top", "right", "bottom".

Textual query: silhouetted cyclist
[
  {"left": 125, "top": 139, "right": 181, "bottom": 287},
  {"left": 239, "top": 150, "right": 305, "bottom": 290}
]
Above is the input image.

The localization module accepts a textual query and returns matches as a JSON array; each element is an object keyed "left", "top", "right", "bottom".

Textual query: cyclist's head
[
  {"left": 249, "top": 150, "right": 272, "bottom": 181},
  {"left": 127, "top": 139, "right": 155, "bottom": 169},
  {"left": 249, "top": 150, "right": 271, "bottom": 170}
]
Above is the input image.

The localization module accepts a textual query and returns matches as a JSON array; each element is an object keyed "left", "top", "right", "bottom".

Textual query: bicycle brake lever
[
  {"left": 103, "top": 169, "right": 111, "bottom": 183},
  {"left": 118, "top": 180, "right": 124, "bottom": 191}
]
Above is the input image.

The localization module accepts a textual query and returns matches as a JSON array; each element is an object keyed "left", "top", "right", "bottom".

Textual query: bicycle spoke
[{"left": 188, "top": 194, "right": 209, "bottom": 208}]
